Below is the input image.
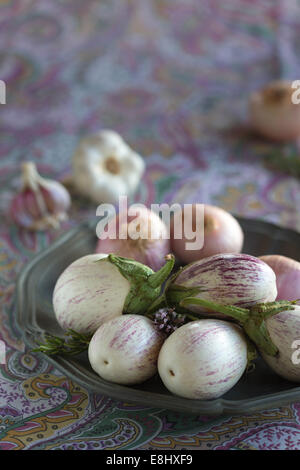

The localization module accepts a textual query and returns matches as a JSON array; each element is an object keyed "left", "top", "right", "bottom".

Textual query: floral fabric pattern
[{"left": 1, "top": 0, "right": 300, "bottom": 450}]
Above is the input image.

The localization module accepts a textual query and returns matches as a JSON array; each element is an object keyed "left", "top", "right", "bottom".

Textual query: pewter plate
[{"left": 15, "top": 217, "right": 300, "bottom": 415}]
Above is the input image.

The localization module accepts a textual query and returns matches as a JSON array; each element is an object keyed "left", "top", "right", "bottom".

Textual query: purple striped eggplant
[
  {"left": 88, "top": 314, "right": 165, "bottom": 385},
  {"left": 166, "top": 253, "right": 277, "bottom": 315},
  {"left": 53, "top": 253, "right": 175, "bottom": 335},
  {"left": 185, "top": 299, "right": 300, "bottom": 383},
  {"left": 260, "top": 305, "right": 300, "bottom": 382},
  {"left": 158, "top": 319, "right": 248, "bottom": 399}
]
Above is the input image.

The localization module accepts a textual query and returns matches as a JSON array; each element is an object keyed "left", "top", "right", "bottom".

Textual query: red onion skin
[
  {"left": 96, "top": 207, "right": 171, "bottom": 271},
  {"left": 259, "top": 255, "right": 300, "bottom": 302},
  {"left": 262, "top": 306, "right": 300, "bottom": 382},
  {"left": 170, "top": 204, "right": 244, "bottom": 264}
]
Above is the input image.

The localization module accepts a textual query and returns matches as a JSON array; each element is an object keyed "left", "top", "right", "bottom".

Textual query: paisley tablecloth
[{"left": 1, "top": 0, "right": 300, "bottom": 450}]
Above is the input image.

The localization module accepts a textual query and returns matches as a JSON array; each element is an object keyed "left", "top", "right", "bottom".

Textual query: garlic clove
[
  {"left": 11, "top": 191, "right": 39, "bottom": 228},
  {"left": 10, "top": 162, "right": 71, "bottom": 231},
  {"left": 41, "top": 182, "right": 71, "bottom": 215}
]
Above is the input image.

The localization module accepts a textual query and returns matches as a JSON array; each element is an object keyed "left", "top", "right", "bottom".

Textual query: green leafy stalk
[{"left": 32, "top": 329, "right": 92, "bottom": 356}]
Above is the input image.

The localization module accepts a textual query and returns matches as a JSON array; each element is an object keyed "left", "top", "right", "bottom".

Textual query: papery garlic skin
[
  {"left": 249, "top": 80, "right": 300, "bottom": 142},
  {"left": 10, "top": 162, "right": 71, "bottom": 231},
  {"left": 72, "top": 130, "right": 145, "bottom": 204}
]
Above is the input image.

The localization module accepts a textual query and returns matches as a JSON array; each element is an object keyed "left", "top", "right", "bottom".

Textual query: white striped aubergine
[
  {"left": 261, "top": 305, "right": 300, "bottom": 382},
  {"left": 53, "top": 254, "right": 129, "bottom": 335},
  {"left": 166, "top": 253, "right": 277, "bottom": 314},
  {"left": 157, "top": 319, "right": 248, "bottom": 399},
  {"left": 88, "top": 314, "right": 165, "bottom": 385},
  {"left": 53, "top": 253, "right": 174, "bottom": 335}
]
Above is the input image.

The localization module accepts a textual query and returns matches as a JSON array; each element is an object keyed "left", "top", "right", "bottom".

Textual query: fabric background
[{"left": 1, "top": 0, "right": 300, "bottom": 450}]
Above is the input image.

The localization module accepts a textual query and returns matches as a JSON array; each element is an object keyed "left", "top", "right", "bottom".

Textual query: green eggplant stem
[
  {"left": 180, "top": 296, "right": 297, "bottom": 358},
  {"left": 148, "top": 254, "right": 175, "bottom": 288},
  {"left": 180, "top": 297, "right": 250, "bottom": 324},
  {"left": 250, "top": 300, "right": 298, "bottom": 319}
]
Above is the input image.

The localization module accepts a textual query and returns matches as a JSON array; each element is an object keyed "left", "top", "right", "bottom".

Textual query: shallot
[
  {"left": 170, "top": 204, "right": 244, "bottom": 264},
  {"left": 249, "top": 80, "right": 300, "bottom": 142},
  {"left": 260, "top": 255, "right": 300, "bottom": 301},
  {"left": 96, "top": 207, "right": 171, "bottom": 271}
]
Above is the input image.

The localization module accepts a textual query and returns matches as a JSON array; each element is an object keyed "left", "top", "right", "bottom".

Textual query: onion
[
  {"left": 96, "top": 207, "right": 171, "bottom": 271},
  {"left": 88, "top": 314, "right": 165, "bottom": 385},
  {"left": 166, "top": 253, "right": 277, "bottom": 314},
  {"left": 53, "top": 253, "right": 174, "bottom": 334},
  {"left": 170, "top": 204, "right": 244, "bottom": 264},
  {"left": 260, "top": 305, "right": 300, "bottom": 382},
  {"left": 157, "top": 319, "right": 248, "bottom": 399},
  {"left": 249, "top": 80, "right": 300, "bottom": 142},
  {"left": 259, "top": 255, "right": 300, "bottom": 301}
]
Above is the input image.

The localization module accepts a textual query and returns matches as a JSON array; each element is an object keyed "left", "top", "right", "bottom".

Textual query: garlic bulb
[
  {"left": 249, "top": 80, "right": 300, "bottom": 141},
  {"left": 72, "top": 130, "right": 145, "bottom": 204},
  {"left": 10, "top": 162, "right": 71, "bottom": 231}
]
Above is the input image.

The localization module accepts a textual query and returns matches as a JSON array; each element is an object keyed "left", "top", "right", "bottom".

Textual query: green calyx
[
  {"left": 105, "top": 253, "right": 175, "bottom": 315},
  {"left": 180, "top": 297, "right": 298, "bottom": 358},
  {"left": 166, "top": 284, "right": 203, "bottom": 311},
  {"left": 245, "top": 336, "right": 258, "bottom": 373}
]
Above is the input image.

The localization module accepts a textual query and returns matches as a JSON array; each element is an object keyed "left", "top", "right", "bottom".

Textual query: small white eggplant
[
  {"left": 157, "top": 319, "right": 248, "bottom": 400},
  {"left": 53, "top": 253, "right": 174, "bottom": 335},
  {"left": 260, "top": 305, "right": 300, "bottom": 382},
  {"left": 88, "top": 314, "right": 165, "bottom": 385},
  {"left": 166, "top": 253, "right": 277, "bottom": 314}
]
